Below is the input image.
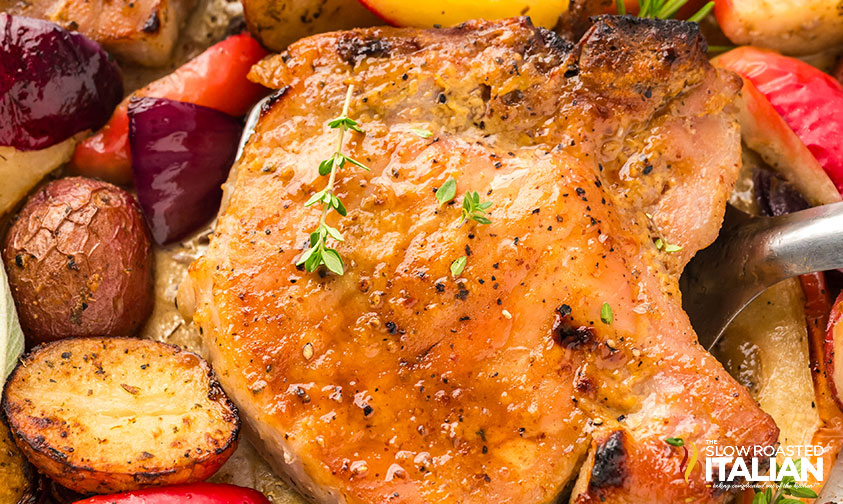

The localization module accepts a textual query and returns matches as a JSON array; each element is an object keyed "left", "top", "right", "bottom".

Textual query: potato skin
[
  {"left": 2, "top": 337, "right": 240, "bottom": 494},
  {"left": 2, "top": 177, "right": 153, "bottom": 343},
  {"left": 242, "top": 0, "right": 379, "bottom": 51}
]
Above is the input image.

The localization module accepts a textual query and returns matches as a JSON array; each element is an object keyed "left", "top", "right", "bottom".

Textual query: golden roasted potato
[
  {"left": 2, "top": 337, "right": 240, "bottom": 494},
  {"left": 717, "top": 280, "right": 821, "bottom": 448},
  {"left": 0, "top": 418, "right": 41, "bottom": 504},
  {"left": 716, "top": 0, "right": 843, "bottom": 56},
  {"left": 243, "top": 0, "right": 380, "bottom": 51},
  {"left": 0, "top": 134, "right": 81, "bottom": 218},
  {"left": 3, "top": 177, "right": 154, "bottom": 344}
]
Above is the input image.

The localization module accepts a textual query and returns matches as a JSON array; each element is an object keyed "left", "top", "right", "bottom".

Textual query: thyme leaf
[
  {"left": 451, "top": 256, "right": 467, "bottom": 278},
  {"left": 410, "top": 128, "right": 433, "bottom": 139},
  {"left": 436, "top": 178, "right": 457, "bottom": 207},
  {"left": 654, "top": 237, "right": 683, "bottom": 253},
  {"left": 600, "top": 302, "right": 613, "bottom": 325}
]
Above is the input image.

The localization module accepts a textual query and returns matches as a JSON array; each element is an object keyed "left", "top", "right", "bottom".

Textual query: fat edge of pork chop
[{"left": 186, "top": 16, "right": 778, "bottom": 504}]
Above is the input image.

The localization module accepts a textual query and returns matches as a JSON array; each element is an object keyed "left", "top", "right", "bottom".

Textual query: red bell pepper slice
[
  {"left": 70, "top": 33, "right": 268, "bottom": 185},
  {"left": 74, "top": 483, "right": 271, "bottom": 504}
]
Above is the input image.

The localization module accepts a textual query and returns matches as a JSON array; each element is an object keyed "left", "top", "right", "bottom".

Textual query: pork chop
[
  {"left": 184, "top": 16, "right": 778, "bottom": 504},
  {"left": 0, "top": 0, "right": 196, "bottom": 66}
]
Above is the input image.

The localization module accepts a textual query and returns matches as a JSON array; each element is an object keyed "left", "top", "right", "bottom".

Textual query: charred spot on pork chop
[
  {"left": 589, "top": 431, "right": 627, "bottom": 490},
  {"left": 552, "top": 309, "right": 595, "bottom": 349},
  {"left": 337, "top": 33, "right": 393, "bottom": 66}
]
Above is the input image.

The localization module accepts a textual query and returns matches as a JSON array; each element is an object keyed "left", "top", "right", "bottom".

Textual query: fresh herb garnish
[
  {"left": 436, "top": 182, "right": 489, "bottom": 279},
  {"left": 297, "top": 85, "right": 369, "bottom": 276},
  {"left": 436, "top": 178, "right": 457, "bottom": 207},
  {"left": 654, "top": 237, "right": 683, "bottom": 253},
  {"left": 600, "top": 302, "right": 613, "bottom": 325},
  {"left": 459, "top": 191, "right": 493, "bottom": 226},
  {"left": 410, "top": 128, "right": 433, "bottom": 139},
  {"left": 752, "top": 459, "right": 818, "bottom": 503},
  {"left": 451, "top": 256, "right": 467, "bottom": 277},
  {"left": 707, "top": 45, "right": 736, "bottom": 54},
  {"left": 616, "top": 0, "right": 714, "bottom": 22}
]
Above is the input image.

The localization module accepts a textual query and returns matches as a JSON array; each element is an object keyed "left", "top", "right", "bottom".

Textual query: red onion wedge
[
  {"left": 128, "top": 97, "right": 241, "bottom": 245},
  {"left": 0, "top": 14, "right": 123, "bottom": 151}
]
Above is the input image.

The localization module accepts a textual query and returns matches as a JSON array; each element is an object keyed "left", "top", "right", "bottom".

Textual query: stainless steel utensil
[
  {"left": 681, "top": 201, "right": 843, "bottom": 350},
  {"left": 817, "top": 454, "right": 843, "bottom": 504},
  {"left": 235, "top": 96, "right": 266, "bottom": 162}
]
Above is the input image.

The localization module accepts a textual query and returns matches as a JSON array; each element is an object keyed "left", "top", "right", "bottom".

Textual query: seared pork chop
[{"left": 184, "top": 16, "right": 778, "bottom": 504}]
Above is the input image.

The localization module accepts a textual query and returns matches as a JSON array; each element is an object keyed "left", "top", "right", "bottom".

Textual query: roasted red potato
[
  {"left": 242, "top": 0, "right": 379, "bottom": 52},
  {"left": 0, "top": 418, "right": 42, "bottom": 504},
  {"left": 2, "top": 177, "right": 153, "bottom": 344},
  {"left": 2, "top": 337, "right": 240, "bottom": 494}
]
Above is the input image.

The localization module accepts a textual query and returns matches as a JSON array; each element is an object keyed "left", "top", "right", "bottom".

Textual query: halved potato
[
  {"left": 716, "top": 279, "right": 821, "bottom": 448},
  {"left": 242, "top": 0, "right": 380, "bottom": 52},
  {"left": 2, "top": 337, "right": 239, "bottom": 494},
  {"left": 0, "top": 418, "right": 41, "bottom": 504}
]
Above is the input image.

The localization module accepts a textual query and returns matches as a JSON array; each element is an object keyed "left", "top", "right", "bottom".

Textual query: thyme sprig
[
  {"left": 616, "top": 0, "right": 714, "bottom": 23},
  {"left": 752, "top": 460, "right": 818, "bottom": 503},
  {"left": 436, "top": 179, "right": 492, "bottom": 278},
  {"left": 459, "top": 191, "right": 492, "bottom": 226},
  {"left": 434, "top": 178, "right": 493, "bottom": 225},
  {"left": 297, "top": 85, "right": 369, "bottom": 276}
]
